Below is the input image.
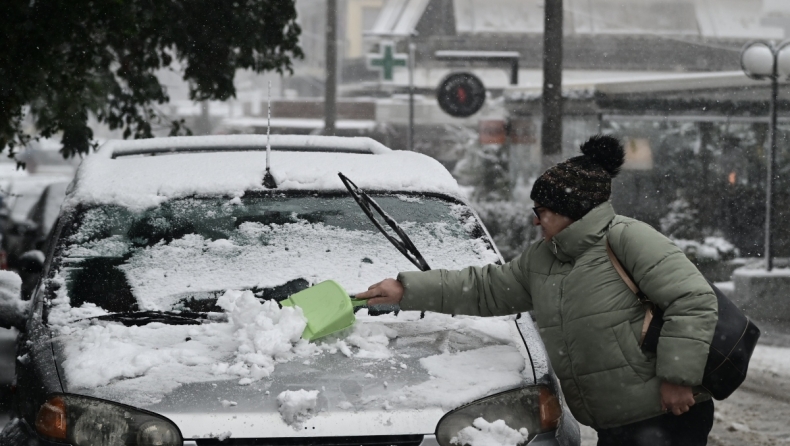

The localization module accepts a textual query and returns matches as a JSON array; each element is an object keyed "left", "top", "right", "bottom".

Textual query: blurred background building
[{"left": 80, "top": 0, "right": 790, "bottom": 262}]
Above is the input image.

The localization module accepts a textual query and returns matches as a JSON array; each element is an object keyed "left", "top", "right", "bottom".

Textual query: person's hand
[
  {"left": 660, "top": 381, "right": 695, "bottom": 416},
  {"left": 355, "top": 278, "right": 404, "bottom": 306}
]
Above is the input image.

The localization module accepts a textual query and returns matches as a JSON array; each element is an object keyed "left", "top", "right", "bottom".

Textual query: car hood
[{"left": 52, "top": 311, "right": 535, "bottom": 439}]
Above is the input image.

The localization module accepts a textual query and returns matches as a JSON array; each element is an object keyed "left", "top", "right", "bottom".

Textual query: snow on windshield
[
  {"left": 52, "top": 194, "right": 498, "bottom": 313},
  {"left": 118, "top": 218, "right": 493, "bottom": 311},
  {"left": 46, "top": 193, "right": 527, "bottom": 412}
]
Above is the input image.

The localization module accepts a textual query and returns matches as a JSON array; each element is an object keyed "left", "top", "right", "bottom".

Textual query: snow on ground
[
  {"left": 277, "top": 389, "right": 319, "bottom": 426},
  {"left": 733, "top": 266, "right": 790, "bottom": 277},
  {"left": 714, "top": 281, "right": 734, "bottom": 295},
  {"left": 747, "top": 344, "right": 790, "bottom": 379},
  {"left": 451, "top": 418, "right": 529, "bottom": 446}
]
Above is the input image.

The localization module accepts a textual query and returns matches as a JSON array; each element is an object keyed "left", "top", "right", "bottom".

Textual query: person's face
[{"left": 532, "top": 203, "right": 574, "bottom": 241}]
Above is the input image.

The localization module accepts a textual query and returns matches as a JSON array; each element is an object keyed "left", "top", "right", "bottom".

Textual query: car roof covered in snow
[{"left": 65, "top": 135, "right": 462, "bottom": 211}]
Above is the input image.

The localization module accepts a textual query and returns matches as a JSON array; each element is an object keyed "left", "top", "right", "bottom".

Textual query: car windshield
[{"left": 47, "top": 193, "right": 499, "bottom": 319}]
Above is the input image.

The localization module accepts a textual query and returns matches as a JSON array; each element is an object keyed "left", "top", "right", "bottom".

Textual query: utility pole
[
  {"left": 541, "top": 0, "right": 563, "bottom": 164},
  {"left": 740, "top": 40, "right": 790, "bottom": 270},
  {"left": 324, "top": 0, "right": 337, "bottom": 136},
  {"left": 766, "top": 66, "right": 778, "bottom": 271},
  {"left": 408, "top": 41, "right": 416, "bottom": 151},
  {"left": 198, "top": 101, "right": 211, "bottom": 135}
]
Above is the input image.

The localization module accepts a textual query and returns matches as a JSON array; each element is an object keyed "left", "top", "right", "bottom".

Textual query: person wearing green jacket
[{"left": 357, "top": 135, "right": 718, "bottom": 446}]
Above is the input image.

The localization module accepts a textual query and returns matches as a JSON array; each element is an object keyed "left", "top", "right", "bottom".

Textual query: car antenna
[{"left": 263, "top": 80, "right": 277, "bottom": 189}]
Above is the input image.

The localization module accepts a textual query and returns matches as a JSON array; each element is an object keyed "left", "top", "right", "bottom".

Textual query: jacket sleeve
[
  {"left": 611, "top": 221, "right": 718, "bottom": 387},
  {"left": 396, "top": 247, "right": 533, "bottom": 317}
]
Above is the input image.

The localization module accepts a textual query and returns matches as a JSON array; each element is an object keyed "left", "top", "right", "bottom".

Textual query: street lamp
[{"left": 740, "top": 40, "right": 790, "bottom": 271}]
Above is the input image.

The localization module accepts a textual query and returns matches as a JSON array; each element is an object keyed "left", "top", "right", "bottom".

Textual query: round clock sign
[{"left": 437, "top": 72, "right": 486, "bottom": 117}]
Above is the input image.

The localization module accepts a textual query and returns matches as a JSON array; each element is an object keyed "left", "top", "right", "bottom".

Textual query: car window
[{"left": 47, "top": 193, "right": 499, "bottom": 319}]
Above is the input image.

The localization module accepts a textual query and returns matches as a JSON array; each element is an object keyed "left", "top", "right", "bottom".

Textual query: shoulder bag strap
[{"left": 605, "top": 237, "right": 654, "bottom": 346}]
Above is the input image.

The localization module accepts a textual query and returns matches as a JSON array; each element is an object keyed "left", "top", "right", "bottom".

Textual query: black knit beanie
[{"left": 530, "top": 135, "right": 625, "bottom": 220}]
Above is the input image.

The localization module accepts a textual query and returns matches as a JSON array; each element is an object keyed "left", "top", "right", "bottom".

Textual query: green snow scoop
[{"left": 280, "top": 280, "right": 367, "bottom": 341}]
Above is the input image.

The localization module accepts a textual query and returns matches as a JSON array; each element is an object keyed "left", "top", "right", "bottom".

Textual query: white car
[{"left": 1, "top": 135, "right": 580, "bottom": 446}]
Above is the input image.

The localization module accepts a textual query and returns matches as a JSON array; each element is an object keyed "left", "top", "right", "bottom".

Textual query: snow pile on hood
[
  {"left": 212, "top": 289, "right": 318, "bottom": 384},
  {"left": 277, "top": 389, "right": 320, "bottom": 427},
  {"left": 55, "top": 288, "right": 320, "bottom": 402},
  {"left": 0, "top": 271, "right": 27, "bottom": 330},
  {"left": 451, "top": 418, "right": 529, "bottom": 446},
  {"left": 336, "top": 323, "right": 398, "bottom": 359},
  {"left": 53, "top": 299, "right": 529, "bottom": 411}
]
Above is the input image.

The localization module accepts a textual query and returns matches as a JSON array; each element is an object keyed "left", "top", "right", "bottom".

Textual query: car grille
[{"left": 192, "top": 435, "right": 425, "bottom": 446}]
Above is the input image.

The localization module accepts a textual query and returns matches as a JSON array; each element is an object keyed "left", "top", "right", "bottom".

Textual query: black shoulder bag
[{"left": 605, "top": 237, "right": 761, "bottom": 400}]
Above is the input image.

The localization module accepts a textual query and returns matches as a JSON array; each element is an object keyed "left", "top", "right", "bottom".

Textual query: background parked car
[
  {"left": 0, "top": 176, "right": 70, "bottom": 270},
  {"left": 19, "top": 181, "right": 70, "bottom": 253}
]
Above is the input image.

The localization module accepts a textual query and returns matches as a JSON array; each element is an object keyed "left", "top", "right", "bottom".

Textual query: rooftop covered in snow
[
  {"left": 370, "top": 0, "right": 790, "bottom": 39},
  {"left": 66, "top": 135, "right": 463, "bottom": 211}
]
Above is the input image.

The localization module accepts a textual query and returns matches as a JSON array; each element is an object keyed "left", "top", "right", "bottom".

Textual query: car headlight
[
  {"left": 435, "top": 386, "right": 562, "bottom": 446},
  {"left": 35, "top": 394, "right": 182, "bottom": 446}
]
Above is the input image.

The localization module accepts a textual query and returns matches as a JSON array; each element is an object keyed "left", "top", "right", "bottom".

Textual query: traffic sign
[
  {"left": 437, "top": 72, "right": 486, "bottom": 117},
  {"left": 367, "top": 41, "right": 407, "bottom": 82}
]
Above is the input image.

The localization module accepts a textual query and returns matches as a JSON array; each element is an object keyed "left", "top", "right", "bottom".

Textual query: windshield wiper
[
  {"left": 89, "top": 310, "right": 222, "bottom": 327},
  {"left": 338, "top": 172, "right": 431, "bottom": 272}
]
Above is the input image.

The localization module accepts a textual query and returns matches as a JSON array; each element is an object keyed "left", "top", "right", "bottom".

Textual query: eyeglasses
[{"left": 532, "top": 206, "right": 546, "bottom": 220}]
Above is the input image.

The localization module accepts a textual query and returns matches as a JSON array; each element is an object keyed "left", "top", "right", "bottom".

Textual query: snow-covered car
[
  {"left": 0, "top": 135, "right": 579, "bottom": 446},
  {"left": 21, "top": 181, "right": 71, "bottom": 254},
  {"left": 1, "top": 175, "right": 73, "bottom": 270}
]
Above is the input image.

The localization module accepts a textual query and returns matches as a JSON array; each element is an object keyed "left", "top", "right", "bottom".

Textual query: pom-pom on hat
[{"left": 530, "top": 135, "right": 625, "bottom": 220}]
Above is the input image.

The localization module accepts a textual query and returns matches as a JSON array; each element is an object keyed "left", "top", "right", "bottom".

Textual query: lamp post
[{"left": 741, "top": 40, "right": 790, "bottom": 271}]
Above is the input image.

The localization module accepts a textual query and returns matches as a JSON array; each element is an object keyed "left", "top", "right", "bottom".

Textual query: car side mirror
[
  {"left": 9, "top": 220, "right": 38, "bottom": 236},
  {"left": 19, "top": 250, "right": 45, "bottom": 300},
  {"left": 19, "top": 250, "right": 45, "bottom": 273},
  {"left": 0, "top": 270, "right": 29, "bottom": 331}
]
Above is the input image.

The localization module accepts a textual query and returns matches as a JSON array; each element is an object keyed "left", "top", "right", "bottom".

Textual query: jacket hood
[{"left": 551, "top": 201, "right": 615, "bottom": 262}]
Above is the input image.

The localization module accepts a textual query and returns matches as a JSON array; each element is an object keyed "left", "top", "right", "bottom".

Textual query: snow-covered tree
[
  {"left": 660, "top": 197, "right": 701, "bottom": 241},
  {"left": 452, "top": 132, "right": 534, "bottom": 260},
  {"left": 1, "top": 0, "right": 303, "bottom": 157}
]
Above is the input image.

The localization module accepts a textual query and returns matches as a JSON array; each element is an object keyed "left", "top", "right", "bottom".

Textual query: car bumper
[
  {"left": 411, "top": 433, "right": 561, "bottom": 446},
  {"left": 2, "top": 421, "right": 567, "bottom": 446},
  {"left": 182, "top": 433, "right": 561, "bottom": 446}
]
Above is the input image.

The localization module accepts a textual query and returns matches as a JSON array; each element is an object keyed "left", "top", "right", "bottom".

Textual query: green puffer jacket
[{"left": 398, "top": 202, "right": 718, "bottom": 429}]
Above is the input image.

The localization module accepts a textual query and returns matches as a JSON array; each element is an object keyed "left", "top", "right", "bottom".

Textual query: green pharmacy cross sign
[{"left": 367, "top": 41, "right": 408, "bottom": 82}]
